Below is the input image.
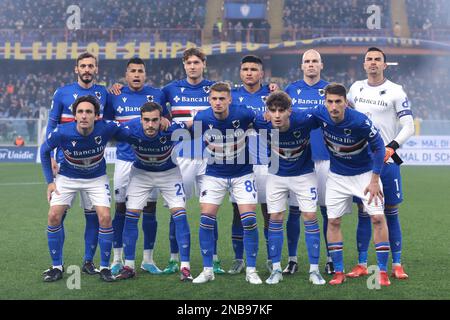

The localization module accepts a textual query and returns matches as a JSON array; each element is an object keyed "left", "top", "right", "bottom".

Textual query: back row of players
[{"left": 41, "top": 47, "right": 414, "bottom": 286}]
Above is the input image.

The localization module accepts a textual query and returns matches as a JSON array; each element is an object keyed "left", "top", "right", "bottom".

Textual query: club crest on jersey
[
  {"left": 122, "top": 97, "right": 127, "bottom": 103},
  {"left": 318, "top": 89, "right": 325, "bottom": 97},
  {"left": 344, "top": 129, "right": 352, "bottom": 136},
  {"left": 203, "top": 86, "right": 210, "bottom": 93},
  {"left": 159, "top": 136, "right": 167, "bottom": 144},
  {"left": 146, "top": 95, "right": 154, "bottom": 102},
  {"left": 293, "top": 130, "right": 301, "bottom": 139},
  {"left": 94, "top": 136, "right": 102, "bottom": 145},
  {"left": 95, "top": 91, "right": 102, "bottom": 99},
  {"left": 232, "top": 120, "right": 240, "bottom": 128},
  {"left": 73, "top": 93, "right": 78, "bottom": 100},
  {"left": 71, "top": 141, "right": 77, "bottom": 147}
]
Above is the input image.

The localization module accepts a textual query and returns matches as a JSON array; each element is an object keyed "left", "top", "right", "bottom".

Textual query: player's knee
[
  {"left": 48, "top": 209, "right": 63, "bottom": 225},
  {"left": 302, "top": 212, "right": 317, "bottom": 221},
  {"left": 143, "top": 201, "right": 157, "bottom": 213},
  {"left": 97, "top": 211, "right": 112, "bottom": 227},
  {"left": 328, "top": 218, "right": 341, "bottom": 230},
  {"left": 370, "top": 214, "right": 386, "bottom": 227}
]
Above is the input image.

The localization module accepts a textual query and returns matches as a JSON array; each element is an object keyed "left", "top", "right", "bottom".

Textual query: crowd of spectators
[
  {"left": 0, "top": 0, "right": 206, "bottom": 43},
  {"left": 282, "top": 0, "right": 392, "bottom": 40},
  {"left": 406, "top": 0, "right": 450, "bottom": 40},
  {"left": 213, "top": 18, "right": 271, "bottom": 43}
]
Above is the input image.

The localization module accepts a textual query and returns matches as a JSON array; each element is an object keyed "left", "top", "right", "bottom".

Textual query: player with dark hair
[
  {"left": 253, "top": 91, "right": 326, "bottom": 285},
  {"left": 346, "top": 47, "right": 414, "bottom": 280},
  {"left": 104, "top": 57, "right": 168, "bottom": 276},
  {"left": 228, "top": 54, "right": 273, "bottom": 274},
  {"left": 44, "top": 52, "right": 108, "bottom": 276},
  {"left": 309, "top": 83, "right": 391, "bottom": 286},
  {"left": 41, "top": 95, "right": 129, "bottom": 282},
  {"left": 115, "top": 102, "right": 192, "bottom": 281}
]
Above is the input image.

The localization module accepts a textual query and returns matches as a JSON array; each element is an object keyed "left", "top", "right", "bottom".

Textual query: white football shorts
[
  {"left": 200, "top": 173, "right": 258, "bottom": 205},
  {"left": 126, "top": 166, "right": 186, "bottom": 210},
  {"left": 114, "top": 159, "right": 159, "bottom": 203},
  {"left": 326, "top": 171, "right": 384, "bottom": 219},
  {"left": 50, "top": 174, "right": 111, "bottom": 208},
  {"left": 267, "top": 172, "right": 318, "bottom": 214}
]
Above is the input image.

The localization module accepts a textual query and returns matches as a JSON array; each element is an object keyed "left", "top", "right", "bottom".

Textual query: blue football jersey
[
  {"left": 123, "top": 118, "right": 184, "bottom": 172},
  {"left": 47, "top": 82, "right": 108, "bottom": 163},
  {"left": 162, "top": 78, "right": 215, "bottom": 122},
  {"left": 163, "top": 78, "right": 215, "bottom": 158},
  {"left": 194, "top": 105, "right": 256, "bottom": 178},
  {"left": 253, "top": 110, "right": 317, "bottom": 176},
  {"left": 232, "top": 84, "right": 271, "bottom": 165},
  {"left": 104, "top": 85, "right": 167, "bottom": 162},
  {"left": 285, "top": 79, "right": 330, "bottom": 161},
  {"left": 41, "top": 120, "right": 128, "bottom": 183},
  {"left": 310, "top": 105, "right": 385, "bottom": 176}
]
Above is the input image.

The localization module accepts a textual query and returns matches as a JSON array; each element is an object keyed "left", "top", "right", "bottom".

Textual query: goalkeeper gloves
[{"left": 384, "top": 140, "right": 400, "bottom": 162}]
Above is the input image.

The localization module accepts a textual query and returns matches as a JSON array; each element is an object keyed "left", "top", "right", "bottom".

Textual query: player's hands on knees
[
  {"left": 51, "top": 158, "right": 59, "bottom": 177},
  {"left": 384, "top": 147, "right": 395, "bottom": 162},
  {"left": 47, "top": 182, "right": 59, "bottom": 203},
  {"left": 109, "top": 83, "right": 124, "bottom": 95},
  {"left": 160, "top": 117, "right": 170, "bottom": 131},
  {"left": 364, "top": 181, "right": 384, "bottom": 206},
  {"left": 268, "top": 83, "right": 279, "bottom": 92}
]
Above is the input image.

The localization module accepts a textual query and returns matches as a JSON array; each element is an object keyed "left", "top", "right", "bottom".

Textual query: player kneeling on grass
[
  {"left": 309, "top": 83, "right": 391, "bottom": 286},
  {"left": 115, "top": 102, "right": 192, "bottom": 281},
  {"left": 254, "top": 91, "right": 325, "bottom": 285},
  {"left": 40, "top": 95, "right": 131, "bottom": 282}
]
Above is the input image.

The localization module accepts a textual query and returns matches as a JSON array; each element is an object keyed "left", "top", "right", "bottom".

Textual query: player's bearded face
[
  {"left": 126, "top": 63, "right": 146, "bottom": 90},
  {"left": 240, "top": 62, "right": 263, "bottom": 87},
  {"left": 184, "top": 56, "right": 205, "bottom": 81},
  {"left": 141, "top": 111, "right": 160, "bottom": 137},
  {"left": 325, "top": 94, "right": 347, "bottom": 123},
  {"left": 76, "top": 58, "right": 97, "bottom": 84},
  {"left": 364, "top": 51, "right": 386, "bottom": 76}
]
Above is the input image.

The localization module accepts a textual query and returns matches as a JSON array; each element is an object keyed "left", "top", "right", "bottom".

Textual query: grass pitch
[{"left": 0, "top": 163, "right": 449, "bottom": 300}]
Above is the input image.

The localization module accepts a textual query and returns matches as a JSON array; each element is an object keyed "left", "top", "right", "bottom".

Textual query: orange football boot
[
  {"left": 329, "top": 272, "right": 346, "bottom": 285},
  {"left": 346, "top": 264, "right": 369, "bottom": 278},
  {"left": 379, "top": 271, "right": 391, "bottom": 286},
  {"left": 391, "top": 265, "right": 409, "bottom": 279}
]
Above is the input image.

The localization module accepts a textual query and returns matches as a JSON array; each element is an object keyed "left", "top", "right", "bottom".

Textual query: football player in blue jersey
[
  {"left": 228, "top": 55, "right": 273, "bottom": 275},
  {"left": 253, "top": 91, "right": 326, "bottom": 285},
  {"left": 104, "top": 58, "right": 168, "bottom": 276},
  {"left": 41, "top": 95, "right": 129, "bottom": 282},
  {"left": 284, "top": 49, "right": 333, "bottom": 275},
  {"left": 114, "top": 102, "right": 192, "bottom": 282},
  {"left": 182, "top": 82, "right": 262, "bottom": 284},
  {"left": 309, "top": 83, "right": 391, "bottom": 286},
  {"left": 44, "top": 52, "right": 108, "bottom": 276},
  {"left": 161, "top": 48, "right": 226, "bottom": 274},
  {"left": 346, "top": 47, "right": 414, "bottom": 280}
]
